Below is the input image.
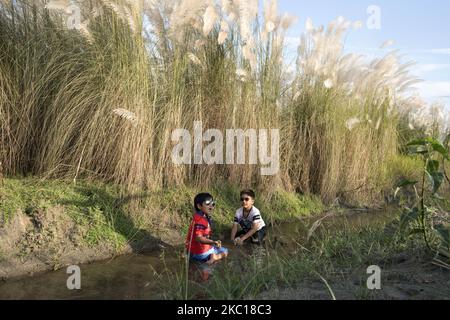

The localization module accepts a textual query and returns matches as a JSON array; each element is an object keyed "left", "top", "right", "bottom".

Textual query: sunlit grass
[
  {"left": 0, "top": 176, "right": 325, "bottom": 248},
  {"left": 161, "top": 216, "right": 429, "bottom": 300},
  {"left": 0, "top": 0, "right": 436, "bottom": 207}
]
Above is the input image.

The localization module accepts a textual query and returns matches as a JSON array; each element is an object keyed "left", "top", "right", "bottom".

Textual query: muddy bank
[
  {"left": 1, "top": 206, "right": 449, "bottom": 300},
  {"left": 0, "top": 177, "right": 329, "bottom": 281},
  {"left": 0, "top": 205, "right": 413, "bottom": 281},
  {"left": 0, "top": 207, "right": 182, "bottom": 280},
  {"left": 256, "top": 253, "right": 450, "bottom": 300}
]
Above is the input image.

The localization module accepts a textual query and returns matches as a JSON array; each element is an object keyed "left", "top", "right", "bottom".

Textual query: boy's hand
[
  {"left": 214, "top": 240, "right": 222, "bottom": 248},
  {"left": 234, "top": 237, "right": 243, "bottom": 246}
]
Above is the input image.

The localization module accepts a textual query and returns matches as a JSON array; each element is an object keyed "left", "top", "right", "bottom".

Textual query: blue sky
[{"left": 278, "top": 0, "right": 450, "bottom": 110}]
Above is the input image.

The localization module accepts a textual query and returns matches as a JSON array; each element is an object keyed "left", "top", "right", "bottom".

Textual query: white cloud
[
  {"left": 422, "top": 48, "right": 450, "bottom": 55},
  {"left": 427, "top": 48, "right": 450, "bottom": 55},
  {"left": 413, "top": 81, "right": 450, "bottom": 100},
  {"left": 413, "top": 64, "right": 450, "bottom": 75}
]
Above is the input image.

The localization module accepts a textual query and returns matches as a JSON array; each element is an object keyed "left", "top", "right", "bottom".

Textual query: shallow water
[{"left": 0, "top": 208, "right": 397, "bottom": 299}]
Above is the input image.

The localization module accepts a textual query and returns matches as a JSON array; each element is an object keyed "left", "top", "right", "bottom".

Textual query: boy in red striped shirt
[{"left": 185, "top": 193, "right": 228, "bottom": 265}]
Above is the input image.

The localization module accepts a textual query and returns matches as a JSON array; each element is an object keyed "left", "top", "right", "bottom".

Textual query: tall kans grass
[{"left": 0, "top": 0, "right": 422, "bottom": 205}]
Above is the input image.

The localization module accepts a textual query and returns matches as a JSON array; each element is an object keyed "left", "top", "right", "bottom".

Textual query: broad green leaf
[
  {"left": 425, "top": 170, "right": 444, "bottom": 194},
  {"left": 408, "top": 145, "right": 428, "bottom": 155},
  {"left": 394, "top": 179, "right": 418, "bottom": 199},
  {"left": 420, "top": 137, "right": 450, "bottom": 160},
  {"left": 426, "top": 160, "right": 440, "bottom": 174},
  {"left": 407, "top": 138, "right": 428, "bottom": 146},
  {"left": 395, "top": 179, "right": 418, "bottom": 188},
  {"left": 406, "top": 137, "right": 450, "bottom": 160},
  {"left": 429, "top": 140, "right": 450, "bottom": 161}
]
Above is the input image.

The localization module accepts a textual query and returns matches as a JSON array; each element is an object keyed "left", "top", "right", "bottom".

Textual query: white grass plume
[
  {"left": 203, "top": 3, "right": 219, "bottom": 36},
  {"left": 113, "top": 108, "right": 138, "bottom": 124},
  {"left": 236, "top": 68, "right": 248, "bottom": 81},
  {"left": 345, "top": 117, "right": 361, "bottom": 131},
  {"left": 187, "top": 52, "right": 203, "bottom": 67},
  {"left": 45, "top": 0, "right": 70, "bottom": 12},
  {"left": 101, "top": 0, "right": 137, "bottom": 34}
]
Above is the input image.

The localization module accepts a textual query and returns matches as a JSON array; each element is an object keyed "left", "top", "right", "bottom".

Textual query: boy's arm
[
  {"left": 231, "top": 212, "right": 240, "bottom": 241},
  {"left": 230, "top": 223, "right": 239, "bottom": 241},
  {"left": 193, "top": 221, "right": 220, "bottom": 247},
  {"left": 239, "top": 222, "right": 259, "bottom": 242},
  {"left": 195, "top": 235, "right": 221, "bottom": 247}
]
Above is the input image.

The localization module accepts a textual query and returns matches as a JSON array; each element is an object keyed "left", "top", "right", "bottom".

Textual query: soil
[
  {"left": 1, "top": 206, "right": 448, "bottom": 300},
  {"left": 256, "top": 253, "right": 450, "bottom": 300},
  {"left": 0, "top": 207, "right": 182, "bottom": 280}
]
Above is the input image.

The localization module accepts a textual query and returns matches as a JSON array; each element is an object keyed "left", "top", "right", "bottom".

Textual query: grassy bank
[
  {"left": 1, "top": 177, "right": 137, "bottom": 249},
  {"left": 0, "top": 176, "right": 448, "bottom": 297},
  {"left": 161, "top": 217, "right": 450, "bottom": 300},
  {"left": 0, "top": 176, "right": 325, "bottom": 235},
  {"left": 0, "top": 176, "right": 325, "bottom": 278}
]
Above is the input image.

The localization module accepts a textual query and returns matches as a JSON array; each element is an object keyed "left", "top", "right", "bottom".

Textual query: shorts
[
  {"left": 190, "top": 246, "right": 229, "bottom": 263},
  {"left": 236, "top": 227, "right": 266, "bottom": 245}
]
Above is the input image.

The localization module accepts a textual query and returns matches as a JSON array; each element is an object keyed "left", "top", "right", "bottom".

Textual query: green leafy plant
[{"left": 395, "top": 136, "right": 450, "bottom": 260}]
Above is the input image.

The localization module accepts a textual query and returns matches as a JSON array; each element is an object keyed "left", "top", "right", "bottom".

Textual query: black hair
[
  {"left": 240, "top": 189, "right": 255, "bottom": 199},
  {"left": 194, "top": 193, "right": 214, "bottom": 211}
]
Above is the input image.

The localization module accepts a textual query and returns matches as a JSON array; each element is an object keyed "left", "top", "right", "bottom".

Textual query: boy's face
[
  {"left": 198, "top": 199, "right": 215, "bottom": 215},
  {"left": 241, "top": 194, "right": 254, "bottom": 210}
]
